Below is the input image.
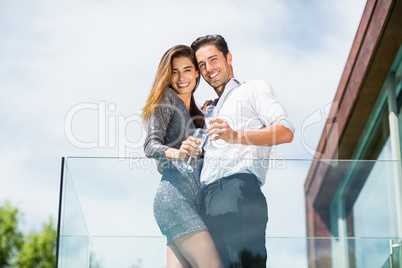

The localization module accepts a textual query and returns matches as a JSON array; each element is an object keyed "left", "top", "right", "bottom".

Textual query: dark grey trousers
[{"left": 202, "top": 173, "right": 268, "bottom": 268}]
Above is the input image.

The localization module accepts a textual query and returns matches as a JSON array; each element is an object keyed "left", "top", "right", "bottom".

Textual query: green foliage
[
  {"left": 0, "top": 201, "right": 56, "bottom": 268},
  {"left": 89, "top": 252, "right": 103, "bottom": 268},
  {"left": 12, "top": 218, "right": 56, "bottom": 268},
  {"left": 0, "top": 202, "right": 23, "bottom": 267}
]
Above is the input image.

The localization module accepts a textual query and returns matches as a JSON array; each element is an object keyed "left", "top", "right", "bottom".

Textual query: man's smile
[{"left": 209, "top": 71, "right": 220, "bottom": 79}]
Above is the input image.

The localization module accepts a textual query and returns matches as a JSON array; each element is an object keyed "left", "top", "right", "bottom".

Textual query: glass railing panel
[
  {"left": 64, "top": 236, "right": 399, "bottom": 268},
  {"left": 58, "top": 161, "right": 90, "bottom": 267},
  {"left": 61, "top": 157, "right": 162, "bottom": 237},
  {"left": 263, "top": 159, "right": 312, "bottom": 237},
  {"left": 56, "top": 158, "right": 402, "bottom": 267},
  {"left": 353, "top": 238, "right": 400, "bottom": 268},
  {"left": 352, "top": 160, "right": 399, "bottom": 238},
  {"left": 380, "top": 240, "right": 402, "bottom": 268},
  {"left": 58, "top": 236, "right": 90, "bottom": 268},
  {"left": 266, "top": 237, "right": 308, "bottom": 267},
  {"left": 390, "top": 241, "right": 402, "bottom": 267},
  {"left": 352, "top": 159, "right": 398, "bottom": 239},
  {"left": 61, "top": 163, "right": 90, "bottom": 235},
  {"left": 326, "top": 160, "right": 401, "bottom": 267},
  {"left": 90, "top": 236, "right": 166, "bottom": 267}
]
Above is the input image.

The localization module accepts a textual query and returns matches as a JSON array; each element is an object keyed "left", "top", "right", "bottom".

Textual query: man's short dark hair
[{"left": 191, "top": 34, "right": 229, "bottom": 58}]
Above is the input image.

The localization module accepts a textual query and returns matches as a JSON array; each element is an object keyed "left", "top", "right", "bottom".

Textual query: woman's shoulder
[{"left": 160, "top": 87, "right": 179, "bottom": 104}]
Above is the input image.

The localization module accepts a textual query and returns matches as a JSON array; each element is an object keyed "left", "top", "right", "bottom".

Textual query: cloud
[{"left": 0, "top": 0, "right": 368, "bottom": 243}]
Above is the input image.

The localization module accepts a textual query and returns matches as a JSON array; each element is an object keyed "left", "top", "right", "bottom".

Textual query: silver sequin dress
[{"left": 144, "top": 87, "right": 206, "bottom": 244}]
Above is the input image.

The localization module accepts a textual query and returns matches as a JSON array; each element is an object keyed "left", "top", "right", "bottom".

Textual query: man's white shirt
[{"left": 200, "top": 78, "right": 295, "bottom": 187}]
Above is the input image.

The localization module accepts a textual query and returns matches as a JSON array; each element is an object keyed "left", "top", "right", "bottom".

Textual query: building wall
[{"left": 305, "top": 0, "right": 402, "bottom": 266}]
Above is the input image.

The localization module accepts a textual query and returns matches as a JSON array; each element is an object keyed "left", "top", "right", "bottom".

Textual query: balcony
[{"left": 55, "top": 157, "right": 402, "bottom": 267}]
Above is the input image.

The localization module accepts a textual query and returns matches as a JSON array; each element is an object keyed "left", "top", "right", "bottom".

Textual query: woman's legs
[
  {"left": 172, "top": 230, "right": 223, "bottom": 268},
  {"left": 167, "top": 244, "right": 191, "bottom": 268}
]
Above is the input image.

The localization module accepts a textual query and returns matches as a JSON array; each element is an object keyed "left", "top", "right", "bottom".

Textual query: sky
[{"left": 0, "top": 0, "right": 368, "bottom": 261}]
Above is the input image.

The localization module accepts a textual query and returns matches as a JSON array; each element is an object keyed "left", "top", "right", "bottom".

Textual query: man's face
[{"left": 195, "top": 44, "right": 233, "bottom": 95}]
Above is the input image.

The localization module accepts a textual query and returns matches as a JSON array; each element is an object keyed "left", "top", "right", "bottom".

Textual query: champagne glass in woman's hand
[
  {"left": 176, "top": 128, "right": 207, "bottom": 173},
  {"left": 204, "top": 105, "right": 217, "bottom": 150}
]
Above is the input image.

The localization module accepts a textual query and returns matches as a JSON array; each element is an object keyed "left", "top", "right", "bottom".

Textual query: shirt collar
[
  {"left": 214, "top": 78, "right": 241, "bottom": 112},
  {"left": 221, "top": 78, "right": 241, "bottom": 98}
]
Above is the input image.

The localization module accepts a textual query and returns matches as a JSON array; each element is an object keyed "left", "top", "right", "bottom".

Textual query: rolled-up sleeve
[{"left": 251, "top": 81, "right": 295, "bottom": 134}]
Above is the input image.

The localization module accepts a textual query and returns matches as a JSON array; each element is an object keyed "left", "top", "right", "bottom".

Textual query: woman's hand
[
  {"left": 164, "top": 136, "right": 203, "bottom": 160},
  {"left": 178, "top": 136, "right": 203, "bottom": 159}
]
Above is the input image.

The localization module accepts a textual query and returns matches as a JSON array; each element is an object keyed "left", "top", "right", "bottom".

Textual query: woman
[{"left": 142, "top": 45, "right": 222, "bottom": 268}]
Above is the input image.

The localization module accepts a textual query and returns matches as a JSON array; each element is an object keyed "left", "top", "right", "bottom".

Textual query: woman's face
[{"left": 171, "top": 56, "right": 199, "bottom": 96}]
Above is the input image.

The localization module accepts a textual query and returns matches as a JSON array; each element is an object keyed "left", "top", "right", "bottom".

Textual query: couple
[{"left": 142, "top": 35, "right": 294, "bottom": 267}]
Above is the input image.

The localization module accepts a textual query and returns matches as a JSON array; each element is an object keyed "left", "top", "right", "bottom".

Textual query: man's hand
[{"left": 207, "top": 118, "right": 239, "bottom": 144}]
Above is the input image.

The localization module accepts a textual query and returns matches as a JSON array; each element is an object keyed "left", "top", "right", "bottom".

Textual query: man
[{"left": 191, "top": 35, "right": 294, "bottom": 267}]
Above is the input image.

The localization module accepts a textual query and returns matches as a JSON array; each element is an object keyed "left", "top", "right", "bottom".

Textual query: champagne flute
[
  {"left": 177, "top": 128, "right": 207, "bottom": 173},
  {"left": 204, "top": 105, "right": 217, "bottom": 150}
]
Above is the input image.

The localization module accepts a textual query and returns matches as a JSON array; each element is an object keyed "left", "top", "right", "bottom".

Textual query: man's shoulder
[
  {"left": 240, "top": 79, "right": 273, "bottom": 95},
  {"left": 241, "top": 79, "right": 270, "bottom": 89}
]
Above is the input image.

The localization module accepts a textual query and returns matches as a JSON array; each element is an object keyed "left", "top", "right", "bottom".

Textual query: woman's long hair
[{"left": 141, "top": 45, "right": 204, "bottom": 128}]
